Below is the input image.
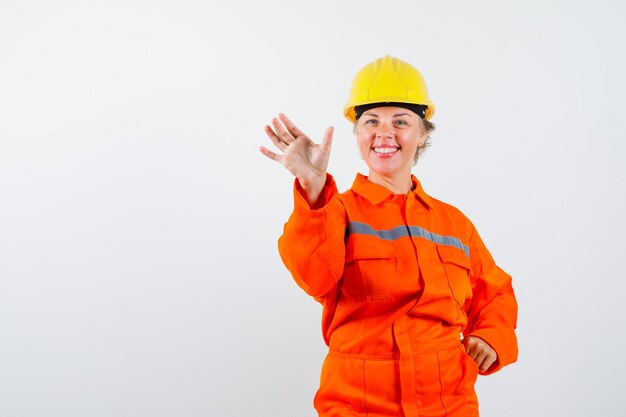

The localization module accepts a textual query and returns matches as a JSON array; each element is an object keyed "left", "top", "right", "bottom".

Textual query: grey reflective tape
[
  {"left": 348, "top": 221, "right": 469, "bottom": 257},
  {"left": 348, "top": 222, "right": 409, "bottom": 241}
]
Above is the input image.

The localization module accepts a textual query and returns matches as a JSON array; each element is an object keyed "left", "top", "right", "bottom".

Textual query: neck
[{"left": 367, "top": 170, "right": 413, "bottom": 194}]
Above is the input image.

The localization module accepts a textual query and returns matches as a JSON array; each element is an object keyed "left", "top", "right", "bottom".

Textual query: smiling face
[{"left": 355, "top": 106, "right": 427, "bottom": 187}]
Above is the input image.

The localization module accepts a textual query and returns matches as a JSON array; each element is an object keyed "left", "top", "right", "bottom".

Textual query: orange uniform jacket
[{"left": 279, "top": 173, "right": 518, "bottom": 417}]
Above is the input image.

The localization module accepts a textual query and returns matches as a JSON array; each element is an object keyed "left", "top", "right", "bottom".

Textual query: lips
[{"left": 373, "top": 146, "right": 400, "bottom": 156}]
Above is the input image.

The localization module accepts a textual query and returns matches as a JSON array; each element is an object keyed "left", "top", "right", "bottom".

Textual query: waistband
[
  {"left": 328, "top": 340, "right": 461, "bottom": 361},
  {"left": 328, "top": 314, "right": 462, "bottom": 358}
]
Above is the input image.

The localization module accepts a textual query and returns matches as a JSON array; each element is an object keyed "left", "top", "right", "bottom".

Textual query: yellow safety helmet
[{"left": 343, "top": 55, "right": 435, "bottom": 123}]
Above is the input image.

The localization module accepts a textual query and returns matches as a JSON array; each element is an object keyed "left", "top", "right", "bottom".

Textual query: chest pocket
[
  {"left": 436, "top": 245, "right": 472, "bottom": 307},
  {"left": 342, "top": 240, "right": 397, "bottom": 300}
]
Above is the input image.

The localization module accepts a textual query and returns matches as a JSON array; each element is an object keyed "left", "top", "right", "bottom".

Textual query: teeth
[{"left": 373, "top": 147, "right": 398, "bottom": 154}]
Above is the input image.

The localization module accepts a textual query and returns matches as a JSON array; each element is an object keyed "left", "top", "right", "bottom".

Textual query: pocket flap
[
  {"left": 346, "top": 241, "right": 396, "bottom": 262},
  {"left": 436, "top": 244, "right": 470, "bottom": 269}
]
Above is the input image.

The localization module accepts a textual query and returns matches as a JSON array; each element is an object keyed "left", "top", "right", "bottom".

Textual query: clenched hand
[{"left": 463, "top": 336, "right": 498, "bottom": 373}]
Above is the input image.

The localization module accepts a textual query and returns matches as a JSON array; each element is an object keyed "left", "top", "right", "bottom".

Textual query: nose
[{"left": 375, "top": 122, "right": 394, "bottom": 139}]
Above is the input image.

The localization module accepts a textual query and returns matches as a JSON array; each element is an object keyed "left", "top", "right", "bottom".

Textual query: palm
[
  {"left": 282, "top": 134, "right": 330, "bottom": 186},
  {"left": 260, "top": 113, "right": 334, "bottom": 190}
]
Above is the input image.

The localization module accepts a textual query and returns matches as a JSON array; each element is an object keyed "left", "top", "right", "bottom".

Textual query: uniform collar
[{"left": 351, "top": 173, "right": 433, "bottom": 209}]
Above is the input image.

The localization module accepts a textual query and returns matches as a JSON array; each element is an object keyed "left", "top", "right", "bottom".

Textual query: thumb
[{"left": 321, "top": 126, "right": 334, "bottom": 153}]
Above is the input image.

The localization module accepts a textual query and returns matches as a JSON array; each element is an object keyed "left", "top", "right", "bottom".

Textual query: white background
[{"left": 1, "top": 1, "right": 624, "bottom": 416}]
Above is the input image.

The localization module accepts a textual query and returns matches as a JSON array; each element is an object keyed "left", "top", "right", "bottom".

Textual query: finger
[
  {"left": 480, "top": 355, "right": 497, "bottom": 373},
  {"left": 321, "top": 126, "right": 334, "bottom": 153},
  {"left": 465, "top": 342, "right": 479, "bottom": 361},
  {"left": 272, "top": 117, "right": 295, "bottom": 143},
  {"left": 259, "top": 146, "right": 283, "bottom": 163},
  {"left": 474, "top": 351, "right": 488, "bottom": 370},
  {"left": 264, "top": 125, "right": 288, "bottom": 151},
  {"left": 278, "top": 113, "right": 305, "bottom": 138},
  {"left": 475, "top": 351, "right": 495, "bottom": 373}
]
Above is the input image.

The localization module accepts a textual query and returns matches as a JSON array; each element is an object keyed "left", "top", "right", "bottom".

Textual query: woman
[{"left": 260, "top": 55, "right": 518, "bottom": 417}]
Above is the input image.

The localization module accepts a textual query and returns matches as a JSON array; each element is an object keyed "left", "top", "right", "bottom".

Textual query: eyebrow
[{"left": 362, "top": 112, "right": 413, "bottom": 118}]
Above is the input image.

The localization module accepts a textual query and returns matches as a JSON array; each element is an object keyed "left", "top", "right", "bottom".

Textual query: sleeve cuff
[{"left": 293, "top": 173, "right": 338, "bottom": 211}]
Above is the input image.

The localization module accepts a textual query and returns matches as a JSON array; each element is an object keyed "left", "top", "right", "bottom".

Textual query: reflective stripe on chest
[{"left": 347, "top": 221, "right": 469, "bottom": 258}]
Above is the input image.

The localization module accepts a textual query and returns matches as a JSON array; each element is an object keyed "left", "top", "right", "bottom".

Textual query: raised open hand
[{"left": 260, "top": 113, "right": 334, "bottom": 206}]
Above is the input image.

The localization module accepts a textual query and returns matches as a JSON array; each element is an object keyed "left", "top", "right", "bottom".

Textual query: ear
[
  {"left": 418, "top": 117, "right": 431, "bottom": 146},
  {"left": 417, "top": 127, "right": 428, "bottom": 147}
]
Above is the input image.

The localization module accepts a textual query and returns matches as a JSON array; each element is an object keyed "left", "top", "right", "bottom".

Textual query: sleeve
[
  {"left": 463, "top": 226, "right": 518, "bottom": 375},
  {"left": 277, "top": 174, "right": 347, "bottom": 300}
]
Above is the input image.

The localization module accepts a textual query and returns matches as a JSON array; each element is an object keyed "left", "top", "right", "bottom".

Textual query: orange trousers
[
  {"left": 314, "top": 344, "right": 478, "bottom": 417},
  {"left": 314, "top": 318, "right": 479, "bottom": 417}
]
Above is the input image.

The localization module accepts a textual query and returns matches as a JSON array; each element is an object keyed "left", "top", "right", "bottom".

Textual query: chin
[{"left": 369, "top": 165, "right": 404, "bottom": 179}]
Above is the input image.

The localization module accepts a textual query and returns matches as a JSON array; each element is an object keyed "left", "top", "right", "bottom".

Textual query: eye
[
  {"left": 395, "top": 119, "right": 408, "bottom": 126},
  {"left": 364, "top": 119, "right": 378, "bottom": 125}
]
